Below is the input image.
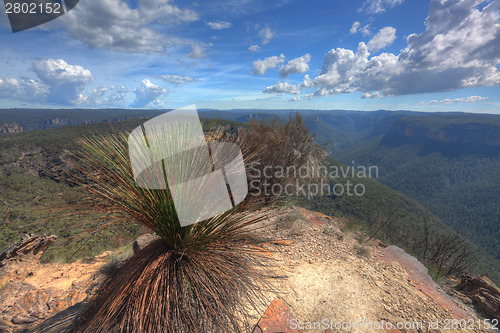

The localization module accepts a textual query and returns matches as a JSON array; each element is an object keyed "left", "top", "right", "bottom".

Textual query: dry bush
[{"left": 241, "top": 113, "right": 327, "bottom": 202}]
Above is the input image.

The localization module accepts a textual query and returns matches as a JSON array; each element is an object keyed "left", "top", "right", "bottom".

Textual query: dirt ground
[
  {"left": 261, "top": 207, "right": 492, "bottom": 333},
  {"left": 0, "top": 206, "right": 494, "bottom": 333}
]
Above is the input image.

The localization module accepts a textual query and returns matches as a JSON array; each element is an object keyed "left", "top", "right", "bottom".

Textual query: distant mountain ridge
[
  {"left": 389, "top": 117, "right": 500, "bottom": 147},
  {"left": 1, "top": 108, "right": 499, "bottom": 281},
  {"left": 0, "top": 109, "right": 164, "bottom": 133}
]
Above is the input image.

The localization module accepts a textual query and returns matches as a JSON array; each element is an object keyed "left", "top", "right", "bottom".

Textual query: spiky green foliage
[{"left": 69, "top": 127, "right": 278, "bottom": 332}]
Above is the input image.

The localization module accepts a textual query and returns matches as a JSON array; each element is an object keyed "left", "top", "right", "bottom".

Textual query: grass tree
[{"left": 69, "top": 122, "right": 277, "bottom": 333}]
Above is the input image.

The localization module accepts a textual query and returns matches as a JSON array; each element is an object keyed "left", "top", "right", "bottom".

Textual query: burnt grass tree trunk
[{"left": 75, "top": 236, "right": 276, "bottom": 333}]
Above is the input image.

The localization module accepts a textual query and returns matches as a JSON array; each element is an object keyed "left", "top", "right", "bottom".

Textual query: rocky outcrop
[
  {"left": 43, "top": 118, "right": 73, "bottom": 127},
  {"left": 0, "top": 123, "right": 23, "bottom": 134},
  {"left": 0, "top": 234, "right": 111, "bottom": 332},
  {"left": 458, "top": 274, "right": 500, "bottom": 322},
  {"left": 0, "top": 282, "right": 87, "bottom": 326},
  {"left": 0, "top": 234, "right": 57, "bottom": 267}
]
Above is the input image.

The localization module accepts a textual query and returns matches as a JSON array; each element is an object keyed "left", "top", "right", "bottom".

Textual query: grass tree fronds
[{"left": 68, "top": 123, "right": 280, "bottom": 332}]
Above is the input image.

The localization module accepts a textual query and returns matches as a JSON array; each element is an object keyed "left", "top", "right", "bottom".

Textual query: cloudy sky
[{"left": 0, "top": 0, "right": 499, "bottom": 112}]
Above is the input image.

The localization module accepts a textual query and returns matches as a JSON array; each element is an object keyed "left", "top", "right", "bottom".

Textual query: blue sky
[{"left": 0, "top": 0, "right": 499, "bottom": 113}]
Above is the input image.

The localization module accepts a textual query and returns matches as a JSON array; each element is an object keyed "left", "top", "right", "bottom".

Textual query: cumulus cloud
[
  {"left": 1, "top": 59, "right": 133, "bottom": 107},
  {"left": 258, "top": 26, "right": 275, "bottom": 45},
  {"left": 361, "top": 91, "right": 382, "bottom": 98},
  {"left": 288, "top": 96, "right": 301, "bottom": 102},
  {"left": 299, "top": 43, "right": 400, "bottom": 95},
  {"left": 350, "top": 22, "right": 361, "bottom": 34},
  {"left": 206, "top": 21, "right": 232, "bottom": 30},
  {"left": 299, "top": 0, "right": 500, "bottom": 98},
  {"left": 0, "top": 78, "right": 23, "bottom": 99},
  {"left": 0, "top": 77, "right": 49, "bottom": 101},
  {"left": 159, "top": 74, "right": 196, "bottom": 85},
  {"left": 132, "top": 80, "right": 168, "bottom": 107},
  {"left": 280, "top": 54, "right": 311, "bottom": 77},
  {"left": 252, "top": 54, "right": 285, "bottom": 75},
  {"left": 367, "top": 27, "right": 396, "bottom": 52},
  {"left": 0, "top": 59, "right": 132, "bottom": 106},
  {"left": 423, "top": 96, "right": 488, "bottom": 104},
  {"left": 77, "top": 85, "right": 130, "bottom": 106},
  {"left": 32, "top": 59, "right": 94, "bottom": 104},
  {"left": 59, "top": 0, "right": 198, "bottom": 54},
  {"left": 359, "top": 0, "right": 404, "bottom": 14},
  {"left": 248, "top": 45, "right": 261, "bottom": 52},
  {"left": 263, "top": 82, "right": 300, "bottom": 95}
]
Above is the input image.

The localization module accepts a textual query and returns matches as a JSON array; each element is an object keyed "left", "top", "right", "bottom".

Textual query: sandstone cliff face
[
  {"left": 0, "top": 123, "right": 23, "bottom": 134},
  {"left": 42, "top": 117, "right": 134, "bottom": 129},
  {"left": 390, "top": 119, "right": 500, "bottom": 147},
  {"left": 43, "top": 118, "right": 95, "bottom": 128},
  {"left": 458, "top": 275, "right": 500, "bottom": 322}
]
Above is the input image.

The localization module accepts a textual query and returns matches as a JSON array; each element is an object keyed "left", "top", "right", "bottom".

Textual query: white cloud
[
  {"left": 0, "top": 77, "right": 49, "bottom": 101},
  {"left": 76, "top": 87, "right": 107, "bottom": 105},
  {"left": 248, "top": 45, "right": 261, "bottom": 52},
  {"left": 0, "top": 78, "right": 22, "bottom": 98},
  {"left": 351, "top": 22, "right": 371, "bottom": 36},
  {"left": 465, "top": 95, "right": 488, "bottom": 102},
  {"left": 299, "top": 0, "right": 500, "bottom": 98},
  {"left": 280, "top": 54, "right": 311, "bottom": 77},
  {"left": 359, "top": 24, "right": 371, "bottom": 36},
  {"left": 59, "top": 0, "right": 198, "bottom": 54},
  {"left": 188, "top": 45, "right": 206, "bottom": 58},
  {"left": 350, "top": 22, "right": 361, "bottom": 34},
  {"left": 288, "top": 96, "right": 301, "bottom": 102},
  {"left": 361, "top": 91, "right": 382, "bottom": 98},
  {"left": 301, "top": 42, "right": 401, "bottom": 96},
  {"left": 424, "top": 96, "right": 488, "bottom": 104},
  {"left": 299, "top": 74, "right": 314, "bottom": 88},
  {"left": 367, "top": 27, "right": 396, "bottom": 52},
  {"left": 206, "top": 21, "right": 232, "bottom": 30},
  {"left": 159, "top": 74, "right": 196, "bottom": 85},
  {"left": 359, "top": 0, "right": 404, "bottom": 14},
  {"left": 0, "top": 60, "right": 130, "bottom": 106},
  {"left": 132, "top": 79, "right": 168, "bottom": 107},
  {"left": 258, "top": 26, "right": 275, "bottom": 45},
  {"left": 149, "top": 98, "right": 165, "bottom": 108},
  {"left": 32, "top": 59, "right": 94, "bottom": 104},
  {"left": 263, "top": 82, "right": 300, "bottom": 95},
  {"left": 106, "top": 86, "right": 130, "bottom": 105},
  {"left": 252, "top": 54, "right": 285, "bottom": 75},
  {"left": 77, "top": 85, "right": 130, "bottom": 106}
]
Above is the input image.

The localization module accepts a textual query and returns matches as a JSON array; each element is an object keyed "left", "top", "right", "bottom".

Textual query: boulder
[
  {"left": 458, "top": 274, "right": 500, "bottom": 321},
  {"left": 132, "top": 233, "right": 160, "bottom": 254},
  {"left": 0, "top": 234, "right": 57, "bottom": 266}
]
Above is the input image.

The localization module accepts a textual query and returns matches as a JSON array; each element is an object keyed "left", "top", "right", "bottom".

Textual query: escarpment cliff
[{"left": 387, "top": 118, "right": 500, "bottom": 147}]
